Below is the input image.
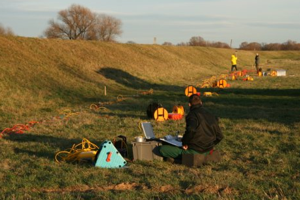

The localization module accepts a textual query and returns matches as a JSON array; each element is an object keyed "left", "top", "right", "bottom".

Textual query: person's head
[
  {"left": 188, "top": 94, "right": 202, "bottom": 107},
  {"left": 256, "top": 53, "right": 259, "bottom": 56}
]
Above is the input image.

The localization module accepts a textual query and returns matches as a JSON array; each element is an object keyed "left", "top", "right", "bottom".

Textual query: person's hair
[{"left": 189, "top": 94, "right": 202, "bottom": 106}]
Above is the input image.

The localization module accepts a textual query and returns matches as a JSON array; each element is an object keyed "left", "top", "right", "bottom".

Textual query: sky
[{"left": 0, "top": 0, "right": 299, "bottom": 47}]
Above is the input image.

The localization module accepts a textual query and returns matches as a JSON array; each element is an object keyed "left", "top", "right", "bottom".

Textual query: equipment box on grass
[
  {"left": 132, "top": 141, "right": 163, "bottom": 161},
  {"left": 276, "top": 69, "right": 286, "bottom": 76}
]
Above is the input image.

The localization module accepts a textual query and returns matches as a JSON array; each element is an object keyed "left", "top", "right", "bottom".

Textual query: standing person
[
  {"left": 159, "top": 94, "right": 224, "bottom": 164},
  {"left": 231, "top": 53, "right": 238, "bottom": 71},
  {"left": 255, "top": 53, "right": 260, "bottom": 73}
]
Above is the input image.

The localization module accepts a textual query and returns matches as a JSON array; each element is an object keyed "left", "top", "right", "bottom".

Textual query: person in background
[
  {"left": 231, "top": 53, "right": 238, "bottom": 71},
  {"left": 159, "top": 94, "right": 224, "bottom": 164},
  {"left": 255, "top": 53, "right": 260, "bottom": 73}
]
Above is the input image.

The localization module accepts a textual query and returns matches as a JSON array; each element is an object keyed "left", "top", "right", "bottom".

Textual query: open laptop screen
[
  {"left": 141, "top": 122, "right": 182, "bottom": 147},
  {"left": 141, "top": 122, "right": 156, "bottom": 139}
]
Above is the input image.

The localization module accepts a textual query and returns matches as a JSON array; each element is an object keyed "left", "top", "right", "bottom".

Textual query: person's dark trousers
[
  {"left": 231, "top": 65, "right": 238, "bottom": 71},
  {"left": 159, "top": 145, "right": 184, "bottom": 160}
]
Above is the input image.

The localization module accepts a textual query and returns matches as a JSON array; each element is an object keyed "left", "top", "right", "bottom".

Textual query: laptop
[{"left": 141, "top": 122, "right": 182, "bottom": 147}]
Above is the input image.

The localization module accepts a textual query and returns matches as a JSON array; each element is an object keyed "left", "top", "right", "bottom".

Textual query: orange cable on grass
[
  {"left": 0, "top": 109, "right": 82, "bottom": 139},
  {"left": 138, "top": 88, "right": 153, "bottom": 95},
  {"left": 2, "top": 89, "right": 153, "bottom": 138},
  {"left": 1, "top": 124, "right": 30, "bottom": 137}
]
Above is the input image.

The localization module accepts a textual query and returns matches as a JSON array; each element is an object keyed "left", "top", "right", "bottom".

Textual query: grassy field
[{"left": 0, "top": 36, "right": 300, "bottom": 199}]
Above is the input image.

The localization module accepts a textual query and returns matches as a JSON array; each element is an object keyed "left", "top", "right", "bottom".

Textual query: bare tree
[
  {"left": 44, "top": 5, "right": 122, "bottom": 41},
  {"left": 209, "top": 41, "right": 230, "bottom": 48},
  {"left": 187, "top": 36, "right": 229, "bottom": 48},
  {"left": 263, "top": 43, "right": 282, "bottom": 51},
  {"left": 239, "top": 42, "right": 249, "bottom": 49},
  {"left": 0, "top": 23, "right": 14, "bottom": 36},
  {"left": 44, "top": 4, "right": 96, "bottom": 40},
  {"left": 177, "top": 42, "right": 188, "bottom": 46},
  {"left": 126, "top": 41, "right": 136, "bottom": 44},
  {"left": 189, "top": 36, "right": 206, "bottom": 46},
  {"left": 162, "top": 42, "right": 173, "bottom": 46},
  {"left": 239, "top": 42, "right": 261, "bottom": 50},
  {"left": 87, "top": 14, "right": 122, "bottom": 42},
  {"left": 281, "top": 40, "right": 300, "bottom": 50}
]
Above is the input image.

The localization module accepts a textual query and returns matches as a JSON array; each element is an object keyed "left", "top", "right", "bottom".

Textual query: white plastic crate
[{"left": 276, "top": 69, "right": 286, "bottom": 76}]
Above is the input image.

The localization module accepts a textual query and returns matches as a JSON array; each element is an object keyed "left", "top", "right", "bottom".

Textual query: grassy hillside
[
  {"left": 0, "top": 36, "right": 300, "bottom": 199},
  {"left": 1, "top": 36, "right": 299, "bottom": 122}
]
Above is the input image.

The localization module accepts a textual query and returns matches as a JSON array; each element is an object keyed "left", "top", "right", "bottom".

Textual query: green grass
[{"left": 0, "top": 35, "right": 300, "bottom": 199}]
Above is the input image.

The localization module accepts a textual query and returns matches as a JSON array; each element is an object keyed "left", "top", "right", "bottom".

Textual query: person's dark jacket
[
  {"left": 255, "top": 55, "right": 260, "bottom": 64},
  {"left": 182, "top": 104, "right": 223, "bottom": 153}
]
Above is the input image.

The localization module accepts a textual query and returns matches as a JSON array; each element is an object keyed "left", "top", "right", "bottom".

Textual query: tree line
[
  {"left": 163, "top": 37, "right": 300, "bottom": 51},
  {"left": 239, "top": 40, "right": 300, "bottom": 51},
  {"left": 165, "top": 36, "right": 230, "bottom": 49}
]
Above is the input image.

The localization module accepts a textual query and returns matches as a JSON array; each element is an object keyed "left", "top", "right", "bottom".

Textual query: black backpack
[
  {"left": 113, "top": 135, "right": 128, "bottom": 158},
  {"left": 146, "top": 102, "right": 162, "bottom": 119}
]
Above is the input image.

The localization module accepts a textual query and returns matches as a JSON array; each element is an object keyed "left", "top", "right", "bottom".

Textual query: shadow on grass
[
  {"left": 200, "top": 88, "right": 300, "bottom": 125},
  {"left": 6, "top": 133, "right": 135, "bottom": 164},
  {"left": 92, "top": 87, "right": 300, "bottom": 124},
  {"left": 6, "top": 133, "right": 83, "bottom": 147},
  {"left": 6, "top": 133, "right": 103, "bottom": 161},
  {"left": 86, "top": 86, "right": 300, "bottom": 125},
  {"left": 97, "top": 67, "right": 185, "bottom": 92},
  {"left": 98, "top": 112, "right": 149, "bottom": 120},
  {"left": 87, "top": 92, "right": 188, "bottom": 120},
  {"left": 14, "top": 148, "right": 55, "bottom": 161}
]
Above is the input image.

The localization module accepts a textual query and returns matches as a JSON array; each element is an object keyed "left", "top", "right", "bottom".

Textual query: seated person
[{"left": 159, "top": 94, "right": 224, "bottom": 164}]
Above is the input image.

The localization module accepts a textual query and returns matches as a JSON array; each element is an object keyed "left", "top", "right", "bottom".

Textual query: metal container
[{"left": 135, "top": 136, "right": 146, "bottom": 142}]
